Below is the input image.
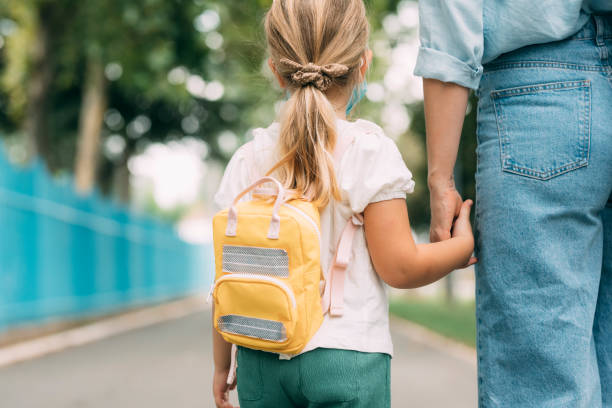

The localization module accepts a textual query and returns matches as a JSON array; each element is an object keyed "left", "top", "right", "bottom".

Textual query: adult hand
[
  {"left": 213, "top": 368, "right": 238, "bottom": 408},
  {"left": 429, "top": 181, "right": 463, "bottom": 243}
]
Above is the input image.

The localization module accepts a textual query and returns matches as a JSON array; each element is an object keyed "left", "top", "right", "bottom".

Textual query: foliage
[
  {"left": 0, "top": 0, "right": 238, "bottom": 174},
  {"left": 0, "top": 0, "right": 478, "bottom": 230}
]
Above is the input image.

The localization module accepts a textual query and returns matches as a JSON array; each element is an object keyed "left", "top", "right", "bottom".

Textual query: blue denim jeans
[{"left": 475, "top": 15, "right": 612, "bottom": 408}]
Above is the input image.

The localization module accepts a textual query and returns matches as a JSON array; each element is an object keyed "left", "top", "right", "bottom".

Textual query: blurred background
[{"left": 0, "top": 0, "right": 478, "bottom": 406}]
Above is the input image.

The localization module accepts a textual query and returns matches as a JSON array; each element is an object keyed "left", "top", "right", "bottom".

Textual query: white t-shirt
[{"left": 213, "top": 118, "right": 415, "bottom": 357}]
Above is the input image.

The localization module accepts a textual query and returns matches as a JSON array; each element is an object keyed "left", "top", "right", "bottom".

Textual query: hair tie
[{"left": 278, "top": 58, "right": 349, "bottom": 91}]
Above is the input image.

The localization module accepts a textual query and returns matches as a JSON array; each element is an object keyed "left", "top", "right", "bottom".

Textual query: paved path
[{"left": 0, "top": 309, "right": 476, "bottom": 407}]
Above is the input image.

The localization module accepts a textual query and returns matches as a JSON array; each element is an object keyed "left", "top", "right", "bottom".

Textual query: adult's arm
[
  {"left": 424, "top": 79, "right": 470, "bottom": 242},
  {"left": 414, "top": 0, "right": 483, "bottom": 241}
]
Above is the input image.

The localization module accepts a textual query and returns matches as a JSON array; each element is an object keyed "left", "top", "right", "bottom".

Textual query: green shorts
[{"left": 236, "top": 346, "right": 391, "bottom": 408}]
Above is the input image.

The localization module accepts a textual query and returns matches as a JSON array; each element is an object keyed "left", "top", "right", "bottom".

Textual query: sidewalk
[{"left": 0, "top": 302, "right": 476, "bottom": 407}]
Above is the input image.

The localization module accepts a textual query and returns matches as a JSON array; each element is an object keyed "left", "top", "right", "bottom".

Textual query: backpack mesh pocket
[
  {"left": 218, "top": 314, "right": 287, "bottom": 342},
  {"left": 222, "top": 245, "right": 289, "bottom": 277}
]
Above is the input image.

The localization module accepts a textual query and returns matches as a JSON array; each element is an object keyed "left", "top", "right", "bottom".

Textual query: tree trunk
[
  {"left": 25, "top": 5, "right": 54, "bottom": 160},
  {"left": 74, "top": 58, "right": 107, "bottom": 193}
]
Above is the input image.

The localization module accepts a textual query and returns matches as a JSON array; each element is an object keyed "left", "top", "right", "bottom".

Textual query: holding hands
[
  {"left": 423, "top": 78, "right": 476, "bottom": 268},
  {"left": 429, "top": 181, "right": 477, "bottom": 268}
]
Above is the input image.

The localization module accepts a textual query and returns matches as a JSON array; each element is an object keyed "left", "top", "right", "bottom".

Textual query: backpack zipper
[
  {"left": 282, "top": 203, "right": 321, "bottom": 242},
  {"left": 212, "top": 273, "right": 297, "bottom": 308}
]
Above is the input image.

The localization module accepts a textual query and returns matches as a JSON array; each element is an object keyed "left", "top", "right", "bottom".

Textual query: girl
[{"left": 213, "top": 0, "right": 475, "bottom": 406}]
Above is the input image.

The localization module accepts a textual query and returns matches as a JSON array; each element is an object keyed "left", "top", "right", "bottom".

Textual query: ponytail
[
  {"left": 264, "top": 0, "right": 369, "bottom": 208},
  {"left": 266, "top": 85, "right": 340, "bottom": 207}
]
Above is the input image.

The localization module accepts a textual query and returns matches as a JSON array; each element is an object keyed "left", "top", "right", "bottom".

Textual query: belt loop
[
  {"left": 593, "top": 15, "right": 609, "bottom": 62},
  {"left": 594, "top": 15, "right": 605, "bottom": 47}
]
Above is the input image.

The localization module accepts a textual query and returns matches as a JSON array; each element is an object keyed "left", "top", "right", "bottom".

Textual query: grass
[{"left": 389, "top": 297, "right": 476, "bottom": 348}]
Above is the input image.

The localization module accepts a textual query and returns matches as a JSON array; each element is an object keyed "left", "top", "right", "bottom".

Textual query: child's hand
[
  {"left": 213, "top": 368, "right": 238, "bottom": 408},
  {"left": 451, "top": 199, "right": 477, "bottom": 267}
]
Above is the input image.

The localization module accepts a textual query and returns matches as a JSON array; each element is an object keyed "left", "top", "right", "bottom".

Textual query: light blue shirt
[{"left": 413, "top": 0, "right": 612, "bottom": 89}]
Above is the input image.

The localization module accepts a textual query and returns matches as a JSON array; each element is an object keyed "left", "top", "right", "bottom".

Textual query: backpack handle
[{"left": 225, "top": 177, "right": 285, "bottom": 239}]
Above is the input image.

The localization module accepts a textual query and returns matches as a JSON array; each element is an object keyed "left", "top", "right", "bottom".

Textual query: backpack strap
[
  {"left": 226, "top": 176, "right": 286, "bottom": 239},
  {"left": 320, "top": 132, "right": 361, "bottom": 317},
  {"left": 321, "top": 213, "right": 363, "bottom": 316},
  {"left": 226, "top": 344, "right": 238, "bottom": 385}
]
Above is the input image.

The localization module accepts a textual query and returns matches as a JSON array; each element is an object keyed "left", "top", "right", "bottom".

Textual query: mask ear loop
[{"left": 346, "top": 54, "right": 369, "bottom": 116}]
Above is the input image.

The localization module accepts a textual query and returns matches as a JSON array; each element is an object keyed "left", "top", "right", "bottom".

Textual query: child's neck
[{"left": 326, "top": 87, "right": 350, "bottom": 121}]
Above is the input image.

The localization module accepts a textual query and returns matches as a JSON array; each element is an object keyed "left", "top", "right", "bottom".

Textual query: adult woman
[{"left": 414, "top": 2, "right": 612, "bottom": 407}]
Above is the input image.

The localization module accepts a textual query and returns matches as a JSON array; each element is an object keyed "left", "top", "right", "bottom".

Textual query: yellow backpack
[{"left": 210, "top": 136, "right": 360, "bottom": 357}]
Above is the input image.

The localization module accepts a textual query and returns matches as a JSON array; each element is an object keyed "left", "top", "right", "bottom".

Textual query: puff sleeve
[
  {"left": 213, "top": 142, "right": 255, "bottom": 211},
  {"left": 339, "top": 123, "right": 415, "bottom": 214}
]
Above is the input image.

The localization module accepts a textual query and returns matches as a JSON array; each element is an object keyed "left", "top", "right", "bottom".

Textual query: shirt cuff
[{"left": 413, "top": 46, "right": 483, "bottom": 90}]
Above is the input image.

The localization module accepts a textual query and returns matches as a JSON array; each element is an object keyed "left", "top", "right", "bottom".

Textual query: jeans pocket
[
  {"left": 491, "top": 80, "right": 591, "bottom": 180},
  {"left": 236, "top": 347, "right": 263, "bottom": 401},
  {"left": 299, "top": 348, "right": 358, "bottom": 403}
]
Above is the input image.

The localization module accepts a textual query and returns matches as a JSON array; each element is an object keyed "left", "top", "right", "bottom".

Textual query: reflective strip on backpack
[
  {"left": 218, "top": 315, "right": 287, "bottom": 342},
  {"left": 222, "top": 245, "right": 289, "bottom": 277}
]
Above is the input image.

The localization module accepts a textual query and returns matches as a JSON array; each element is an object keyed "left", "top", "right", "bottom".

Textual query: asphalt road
[{"left": 0, "top": 310, "right": 476, "bottom": 407}]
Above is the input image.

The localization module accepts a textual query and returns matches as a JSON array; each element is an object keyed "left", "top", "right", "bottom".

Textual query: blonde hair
[{"left": 264, "top": 0, "right": 369, "bottom": 207}]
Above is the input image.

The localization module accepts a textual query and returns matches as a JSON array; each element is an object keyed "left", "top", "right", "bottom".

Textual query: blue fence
[{"left": 0, "top": 144, "right": 212, "bottom": 332}]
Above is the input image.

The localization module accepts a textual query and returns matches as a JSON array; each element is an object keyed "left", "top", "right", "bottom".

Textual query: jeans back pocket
[{"left": 491, "top": 80, "right": 591, "bottom": 180}]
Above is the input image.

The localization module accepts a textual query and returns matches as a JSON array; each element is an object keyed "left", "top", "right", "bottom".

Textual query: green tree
[
  {"left": 0, "top": 0, "right": 248, "bottom": 198},
  {"left": 0, "top": 0, "right": 481, "bottom": 230}
]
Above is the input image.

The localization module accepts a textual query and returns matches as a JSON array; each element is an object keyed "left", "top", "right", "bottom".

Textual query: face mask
[{"left": 346, "top": 80, "right": 367, "bottom": 116}]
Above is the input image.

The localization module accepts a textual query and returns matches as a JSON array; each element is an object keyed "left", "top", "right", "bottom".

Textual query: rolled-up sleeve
[{"left": 413, "top": 0, "right": 484, "bottom": 90}]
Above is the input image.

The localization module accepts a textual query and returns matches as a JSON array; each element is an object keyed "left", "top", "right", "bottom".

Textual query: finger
[
  {"left": 457, "top": 199, "right": 473, "bottom": 220},
  {"left": 216, "top": 386, "right": 230, "bottom": 406},
  {"left": 458, "top": 256, "right": 477, "bottom": 268},
  {"left": 220, "top": 396, "right": 234, "bottom": 408},
  {"left": 454, "top": 194, "right": 463, "bottom": 217},
  {"left": 218, "top": 401, "right": 232, "bottom": 408},
  {"left": 222, "top": 398, "right": 239, "bottom": 408}
]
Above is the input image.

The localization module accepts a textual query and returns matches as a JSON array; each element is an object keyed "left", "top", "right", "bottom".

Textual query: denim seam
[
  {"left": 569, "top": 36, "right": 612, "bottom": 41},
  {"left": 492, "top": 80, "right": 591, "bottom": 181},
  {"left": 500, "top": 162, "right": 589, "bottom": 180},
  {"left": 475, "top": 98, "right": 487, "bottom": 408},
  {"left": 484, "top": 61, "right": 607, "bottom": 73},
  {"left": 584, "top": 79, "right": 591, "bottom": 166},
  {"left": 491, "top": 94, "right": 507, "bottom": 178},
  {"left": 490, "top": 80, "right": 590, "bottom": 97}
]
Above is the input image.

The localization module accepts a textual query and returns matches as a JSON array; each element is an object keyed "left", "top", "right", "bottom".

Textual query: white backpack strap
[
  {"left": 320, "top": 132, "right": 360, "bottom": 317},
  {"left": 226, "top": 176, "right": 285, "bottom": 239}
]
